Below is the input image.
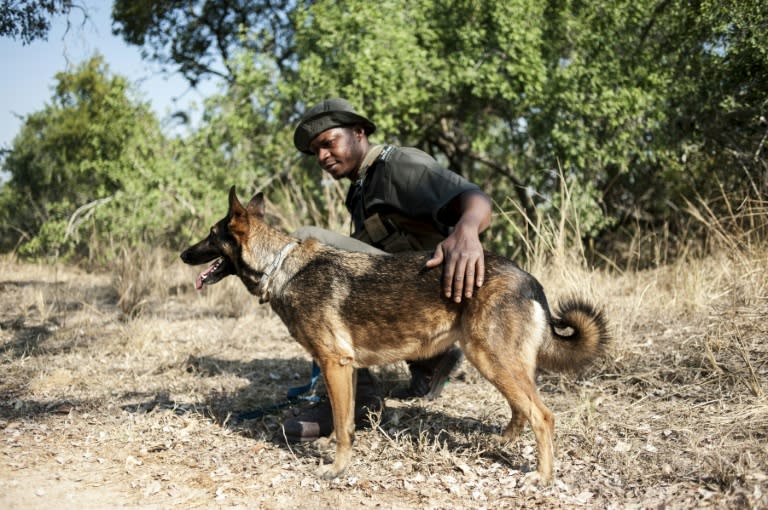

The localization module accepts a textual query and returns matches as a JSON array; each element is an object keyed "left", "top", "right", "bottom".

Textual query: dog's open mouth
[{"left": 196, "top": 257, "right": 226, "bottom": 290}]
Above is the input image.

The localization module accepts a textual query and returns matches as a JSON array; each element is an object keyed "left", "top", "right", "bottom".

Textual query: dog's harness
[{"left": 258, "top": 241, "right": 298, "bottom": 303}]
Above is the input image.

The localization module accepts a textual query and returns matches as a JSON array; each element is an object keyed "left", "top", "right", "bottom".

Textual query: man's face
[{"left": 308, "top": 126, "right": 366, "bottom": 180}]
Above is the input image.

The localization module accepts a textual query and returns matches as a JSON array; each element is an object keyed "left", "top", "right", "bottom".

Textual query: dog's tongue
[
  {"left": 195, "top": 259, "right": 220, "bottom": 290},
  {"left": 194, "top": 271, "right": 206, "bottom": 291}
]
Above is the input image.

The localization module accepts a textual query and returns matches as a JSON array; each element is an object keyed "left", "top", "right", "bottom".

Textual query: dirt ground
[{"left": 1, "top": 252, "right": 766, "bottom": 509}]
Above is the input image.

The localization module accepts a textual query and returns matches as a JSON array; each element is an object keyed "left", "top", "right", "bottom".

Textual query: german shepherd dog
[{"left": 180, "top": 187, "right": 610, "bottom": 483}]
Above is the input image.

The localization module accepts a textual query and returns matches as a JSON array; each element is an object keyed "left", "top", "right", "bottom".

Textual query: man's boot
[
  {"left": 281, "top": 368, "right": 383, "bottom": 443},
  {"left": 390, "top": 346, "right": 464, "bottom": 400}
]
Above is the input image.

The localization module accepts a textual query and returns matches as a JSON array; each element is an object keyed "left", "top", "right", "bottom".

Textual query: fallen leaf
[{"left": 613, "top": 440, "right": 632, "bottom": 453}]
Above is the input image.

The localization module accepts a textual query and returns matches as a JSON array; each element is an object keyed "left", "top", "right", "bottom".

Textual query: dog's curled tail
[{"left": 537, "top": 297, "right": 610, "bottom": 372}]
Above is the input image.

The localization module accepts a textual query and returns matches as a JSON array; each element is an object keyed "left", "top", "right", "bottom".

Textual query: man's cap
[{"left": 293, "top": 98, "right": 376, "bottom": 154}]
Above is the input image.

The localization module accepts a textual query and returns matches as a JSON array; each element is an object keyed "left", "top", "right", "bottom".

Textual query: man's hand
[
  {"left": 425, "top": 223, "right": 485, "bottom": 303},
  {"left": 424, "top": 190, "right": 491, "bottom": 302}
]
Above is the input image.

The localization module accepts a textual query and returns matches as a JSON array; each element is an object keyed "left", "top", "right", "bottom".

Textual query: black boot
[
  {"left": 390, "top": 347, "right": 463, "bottom": 400},
  {"left": 281, "top": 368, "right": 384, "bottom": 443}
]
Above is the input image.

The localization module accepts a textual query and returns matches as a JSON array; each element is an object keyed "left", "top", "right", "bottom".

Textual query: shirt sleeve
[{"left": 364, "top": 147, "right": 481, "bottom": 229}]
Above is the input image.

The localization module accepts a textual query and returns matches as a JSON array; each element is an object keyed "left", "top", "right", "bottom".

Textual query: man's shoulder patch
[{"left": 380, "top": 145, "right": 396, "bottom": 162}]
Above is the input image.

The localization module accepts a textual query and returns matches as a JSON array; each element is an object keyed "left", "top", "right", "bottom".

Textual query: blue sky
[{"left": 0, "top": 2, "right": 217, "bottom": 150}]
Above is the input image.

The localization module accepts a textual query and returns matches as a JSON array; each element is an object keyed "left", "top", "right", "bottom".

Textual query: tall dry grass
[{"left": 498, "top": 181, "right": 767, "bottom": 423}]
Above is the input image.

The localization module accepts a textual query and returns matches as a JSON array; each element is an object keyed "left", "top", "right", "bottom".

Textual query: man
[{"left": 283, "top": 98, "right": 492, "bottom": 442}]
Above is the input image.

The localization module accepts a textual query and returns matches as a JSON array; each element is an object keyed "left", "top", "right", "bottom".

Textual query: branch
[
  {"left": 465, "top": 151, "right": 538, "bottom": 223},
  {"left": 64, "top": 196, "right": 113, "bottom": 242}
]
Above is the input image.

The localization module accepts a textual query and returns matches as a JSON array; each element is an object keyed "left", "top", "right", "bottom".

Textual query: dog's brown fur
[{"left": 180, "top": 187, "right": 610, "bottom": 483}]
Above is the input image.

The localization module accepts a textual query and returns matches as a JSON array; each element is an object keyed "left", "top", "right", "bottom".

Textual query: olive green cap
[{"left": 293, "top": 98, "right": 376, "bottom": 154}]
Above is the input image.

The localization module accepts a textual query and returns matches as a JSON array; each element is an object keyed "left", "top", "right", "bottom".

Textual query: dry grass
[{"left": 1, "top": 236, "right": 766, "bottom": 509}]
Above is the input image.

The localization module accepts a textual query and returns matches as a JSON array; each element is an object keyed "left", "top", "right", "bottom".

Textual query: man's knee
[
  {"left": 292, "top": 226, "right": 327, "bottom": 242},
  {"left": 291, "top": 226, "right": 385, "bottom": 254}
]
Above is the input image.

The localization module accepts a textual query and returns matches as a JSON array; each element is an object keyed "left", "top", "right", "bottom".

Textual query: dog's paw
[
  {"left": 315, "top": 462, "right": 345, "bottom": 480},
  {"left": 492, "top": 434, "right": 517, "bottom": 447},
  {"left": 522, "top": 470, "right": 552, "bottom": 489}
]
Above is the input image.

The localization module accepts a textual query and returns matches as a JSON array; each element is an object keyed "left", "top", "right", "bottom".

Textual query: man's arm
[{"left": 425, "top": 190, "right": 492, "bottom": 302}]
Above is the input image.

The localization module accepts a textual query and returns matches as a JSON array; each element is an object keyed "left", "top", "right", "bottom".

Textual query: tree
[
  {"left": 0, "top": 0, "right": 80, "bottom": 44},
  {"left": 112, "top": 0, "right": 301, "bottom": 86},
  {"left": 114, "top": 0, "right": 766, "bottom": 263},
  {"left": 532, "top": 0, "right": 767, "bottom": 258},
  {"left": 0, "top": 55, "right": 168, "bottom": 259},
  {"left": 290, "top": 0, "right": 547, "bottom": 231},
  {"left": 5, "top": 0, "right": 763, "bottom": 264},
  {"left": 657, "top": 0, "right": 768, "bottom": 200}
]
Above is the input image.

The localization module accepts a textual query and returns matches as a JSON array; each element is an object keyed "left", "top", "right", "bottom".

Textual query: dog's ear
[
  {"left": 228, "top": 186, "right": 247, "bottom": 218},
  {"left": 229, "top": 186, "right": 243, "bottom": 213},
  {"left": 227, "top": 186, "right": 251, "bottom": 239},
  {"left": 246, "top": 193, "right": 266, "bottom": 218}
]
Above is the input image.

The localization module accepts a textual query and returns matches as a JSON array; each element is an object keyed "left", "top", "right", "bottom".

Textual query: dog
[{"left": 180, "top": 186, "right": 610, "bottom": 483}]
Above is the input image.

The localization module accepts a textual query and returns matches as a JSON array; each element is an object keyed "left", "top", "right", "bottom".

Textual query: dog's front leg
[{"left": 316, "top": 359, "right": 355, "bottom": 479}]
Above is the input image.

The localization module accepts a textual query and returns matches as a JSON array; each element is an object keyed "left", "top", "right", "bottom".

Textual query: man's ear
[
  {"left": 352, "top": 125, "right": 367, "bottom": 139},
  {"left": 246, "top": 193, "right": 266, "bottom": 218}
]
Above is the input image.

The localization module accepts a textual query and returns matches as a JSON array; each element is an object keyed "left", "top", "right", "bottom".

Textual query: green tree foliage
[
  {"left": 111, "top": 0, "right": 300, "bottom": 86},
  {"left": 288, "top": 0, "right": 767, "bottom": 259},
  {"left": 290, "top": 0, "right": 549, "bottom": 248},
  {"left": 533, "top": 0, "right": 768, "bottom": 256},
  {"left": 657, "top": 0, "right": 768, "bottom": 203},
  {"left": 0, "top": 56, "right": 180, "bottom": 260},
  {"left": 3, "top": 0, "right": 765, "bottom": 266},
  {"left": 0, "top": 0, "right": 77, "bottom": 44}
]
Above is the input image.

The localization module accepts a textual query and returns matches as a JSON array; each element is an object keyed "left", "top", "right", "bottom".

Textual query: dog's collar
[{"left": 259, "top": 241, "right": 298, "bottom": 303}]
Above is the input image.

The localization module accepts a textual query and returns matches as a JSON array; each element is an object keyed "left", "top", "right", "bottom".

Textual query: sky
[{"left": 0, "top": 2, "right": 218, "bottom": 150}]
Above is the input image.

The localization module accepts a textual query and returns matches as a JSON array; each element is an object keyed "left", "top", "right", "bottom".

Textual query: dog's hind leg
[
  {"left": 507, "top": 377, "right": 555, "bottom": 485},
  {"left": 315, "top": 358, "right": 356, "bottom": 480},
  {"left": 462, "top": 346, "right": 556, "bottom": 484},
  {"left": 501, "top": 408, "right": 527, "bottom": 442}
]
